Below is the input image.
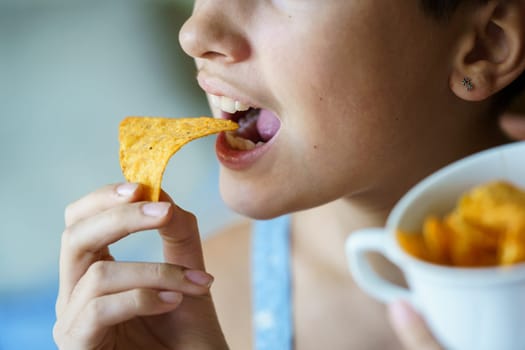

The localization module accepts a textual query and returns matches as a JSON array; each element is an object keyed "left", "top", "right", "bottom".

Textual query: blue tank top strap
[{"left": 252, "top": 215, "right": 293, "bottom": 350}]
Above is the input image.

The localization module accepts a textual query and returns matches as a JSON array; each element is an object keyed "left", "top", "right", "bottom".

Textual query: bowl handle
[{"left": 345, "top": 228, "right": 412, "bottom": 304}]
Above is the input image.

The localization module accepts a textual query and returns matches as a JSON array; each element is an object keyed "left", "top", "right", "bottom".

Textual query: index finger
[
  {"left": 58, "top": 200, "right": 173, "bottom": 312},
  {"left": 388, "top": 301, "right": 443, "bottom": 350},
  {"left": 64, "top": 183, "right": 143, "bottom": 227},
  {"left": 500, "top": 114, "right": 525, "bottom": 140}
]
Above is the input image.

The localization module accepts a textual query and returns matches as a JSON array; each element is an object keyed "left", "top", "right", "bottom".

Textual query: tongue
[{"left": 257, "top": 109, "right": 281, "bottom": 142}]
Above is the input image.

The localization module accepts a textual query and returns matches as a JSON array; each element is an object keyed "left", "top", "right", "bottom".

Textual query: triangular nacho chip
[{"left": 119, "top": 116, "right": 238, "bottom": 201}]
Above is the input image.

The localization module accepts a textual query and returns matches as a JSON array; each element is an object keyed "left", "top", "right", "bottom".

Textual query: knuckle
[
  {"left": 60, "top": 225, "right": 81, "bottom": 254},
  {"left": 183, "top": 211, "right": 198, "bottom": 229},
  {"left": 85, "top": 298, "right": 104, "bottom": 325},
  {"left": 55, "top": 297, "right": 65, "bottom": 318},
  {"left": 131, "top": 289, "right": 152, "bottom": 311},
  {"left": 60, "top": 224, "right": 83, "bottom": 253},
  {"left": 53, "top": 319, "right": 82, "bottom": 349},
  {"left": 106, "top": 205, "right": 134, "bottom": 232},
  {"left": 173, "top": 206, "right": 198, "bottom": 229},
  {"left": 111, "top": 204, "right": 128, "bottom": 218},
  {"left": 87, "top": 260, "right": 111, "bottom": 282},
  {"left": 64, "top": 200, "right": 82, "bottom": 226},
  {"left": 52, "top": 321, "right": 64, "bottom": 344},
  {"left": 64, "top": 202, "right": 78, "bottom": 227},
  {"left": 61, "top": 226, "right": 73, "bottom": 246},
  {"left": 152, "top": 263, "right": 173, "bottom": 281},
  {"left": 103, "top": 206, "right": 121, "bottom": 225}
]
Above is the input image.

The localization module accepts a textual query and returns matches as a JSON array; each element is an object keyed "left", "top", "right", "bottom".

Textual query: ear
[{"left": 450, "top": 0, "right": 525, "bottom": 102}]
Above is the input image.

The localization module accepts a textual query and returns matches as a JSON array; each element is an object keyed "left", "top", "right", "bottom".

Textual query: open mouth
[{"left": 210, "top": 94, "right": 281, "bottom": 151}]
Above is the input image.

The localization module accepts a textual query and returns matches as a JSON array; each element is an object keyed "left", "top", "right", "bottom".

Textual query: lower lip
[{"left": 215, "top": 132, "right": 275, "bottom": 171}]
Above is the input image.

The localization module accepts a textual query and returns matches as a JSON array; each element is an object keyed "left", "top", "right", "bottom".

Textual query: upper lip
[{"left": 196, "top": 71, "right": 262, "bottom": 109}]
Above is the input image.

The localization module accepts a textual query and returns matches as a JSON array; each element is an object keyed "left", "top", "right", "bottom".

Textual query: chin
[
  {"left": 218, "top": 177, "right": 294, "bottom": 220},
  {"left": 220, "top": 188, "right": 284, "bottom": 220}
]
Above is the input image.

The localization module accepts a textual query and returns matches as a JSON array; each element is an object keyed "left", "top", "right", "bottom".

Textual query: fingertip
[
  {"left": 388, "top": 301, "right": 444, "bottom": 350},
  {"left": 184, "top": 269, "right": 214, "bottom": 288},
  {"left": 115, "top": 182, "right": 141, "bottom": 198},
  {"left": 158, "top": 291, "right": 183, "bottom": 304},
  {"left": 500, "top": 113, "right": 525, "bottom": 140},
  {"left": 388, "top": 300, "right": 418, "bottom": 327},
  {"left": 142, "top": 202, "right": 172, "bottom": 217}
]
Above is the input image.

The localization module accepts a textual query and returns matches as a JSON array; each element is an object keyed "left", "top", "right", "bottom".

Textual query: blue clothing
[{"left": 252, "top": 215, "right": 293, "bottom": 350}]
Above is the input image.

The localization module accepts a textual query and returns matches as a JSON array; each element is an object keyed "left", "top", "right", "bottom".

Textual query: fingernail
[
  {"left": 184, "top": 269, "right": 214, "bottom": 287},
  {"left": 158, "top": 291, "right": 182, "bottom": 304},
  {"left": 116, "top": 183, "right": 138, "bottom": 197},
  {"left": 389, "top": 300, "right": 417, "bottom": 326},
  {"left": 142, "top": 202, "right": 171, "bottom": 217}
]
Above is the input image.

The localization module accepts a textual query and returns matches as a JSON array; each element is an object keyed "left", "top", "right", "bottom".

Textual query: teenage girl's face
[{"left": 179, "top": 1, "right": 460, "bottom": 219}]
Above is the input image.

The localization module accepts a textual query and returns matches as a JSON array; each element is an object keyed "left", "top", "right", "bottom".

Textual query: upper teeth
[{"left": 210, "top": 94, "right": 250, "bottom": 114}]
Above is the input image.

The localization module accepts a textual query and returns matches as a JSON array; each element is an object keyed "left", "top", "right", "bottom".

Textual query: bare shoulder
[{"left": 203, "top": 219, "right": 253, "bottom": 350}]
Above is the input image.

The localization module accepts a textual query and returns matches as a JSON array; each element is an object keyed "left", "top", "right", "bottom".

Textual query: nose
[{"left": 178, "top": 3, "right": 251, "bottom": 64}]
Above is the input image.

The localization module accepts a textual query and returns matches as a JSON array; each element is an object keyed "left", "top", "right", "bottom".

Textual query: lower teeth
[{"left": 225, "top": 132, "right": 263, "bottom": 151}]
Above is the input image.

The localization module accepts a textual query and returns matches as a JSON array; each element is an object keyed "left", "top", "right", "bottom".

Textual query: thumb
[
  {"left": 157, "top": 191, "right": 205, "bottom": 271},
  {"left": 388, "top": 300, "right": 443, "bottom": 350},
  {"left": 500, "top": 113, "right": 525, "bottom": 140}
]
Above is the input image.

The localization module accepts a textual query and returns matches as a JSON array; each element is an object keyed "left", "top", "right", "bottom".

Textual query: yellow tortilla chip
[
  {"left": 458, "top": 181, "right": 525, "bottom": 234},
  {"left": 119, "top": 116, "right": 238, "bottom": 201},
  {"left": 397, "top": 181, "right": 525, "bottom": 267}
]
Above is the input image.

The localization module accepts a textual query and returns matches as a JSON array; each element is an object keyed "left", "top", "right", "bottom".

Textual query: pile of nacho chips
[
  {"left": 119, "top": 116, "right": 238, "bottom": 202},
  {"left": 397, "top": 181, "right": 525, "bottom": 267}
]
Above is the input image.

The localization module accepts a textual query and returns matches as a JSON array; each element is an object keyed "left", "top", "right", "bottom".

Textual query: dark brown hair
[{"left": 420, "top": 0, "right": 490, "bottom": 19}]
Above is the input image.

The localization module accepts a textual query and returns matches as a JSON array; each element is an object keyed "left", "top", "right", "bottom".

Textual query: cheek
[{"left": 264, "top": 56, "right": 394, "bottom": 202}]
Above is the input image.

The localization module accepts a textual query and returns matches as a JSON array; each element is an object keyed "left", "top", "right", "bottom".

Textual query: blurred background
[{"left": 0, "top": 1, "right": 240, "bottom": 348}]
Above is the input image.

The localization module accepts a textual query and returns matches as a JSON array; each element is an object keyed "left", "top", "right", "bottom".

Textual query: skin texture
[
  {"left": 180, "top": 0, "right": 515, "bottom": 220},
  {"left": 53, "top": 184, "right": 228, "bottom": 350},
  {"left": 179, "top": 0, "right": 525, "bottom": 348},
  {"left": 54, "top": 0, "right": 525, "bottom": 349}
]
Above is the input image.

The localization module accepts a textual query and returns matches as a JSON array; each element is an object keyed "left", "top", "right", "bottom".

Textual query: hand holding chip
[
  {"left": 54, "top": 116, "right": 238, "bottom": 349},
  {"left": 53, "top": 183, "right": 228, "bottom": 349}
]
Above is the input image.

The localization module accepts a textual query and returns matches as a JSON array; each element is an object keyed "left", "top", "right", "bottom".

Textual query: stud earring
[{"left": 461, "top": 77, "right": 474, "bottom": 91}]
